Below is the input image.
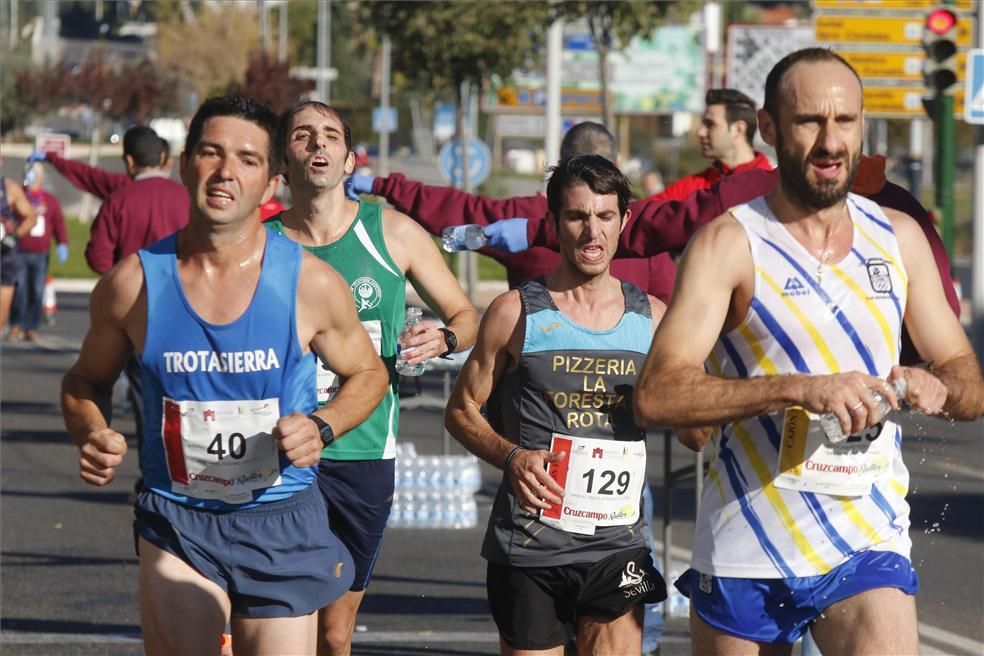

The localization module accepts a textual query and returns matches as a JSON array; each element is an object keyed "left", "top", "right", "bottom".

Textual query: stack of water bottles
[{"left": 389, "top": 442, "right": 482, "bottom": 529}]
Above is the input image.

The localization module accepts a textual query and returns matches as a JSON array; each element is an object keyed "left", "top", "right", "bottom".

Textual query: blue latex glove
[
  {"left": 27, "top": 151, "right": 47, "bottom": 164},
  {"left": 345, "top": 173, "right": 376, "bottom": 201},
  {"left": 56, "top": 243, "right": 69, "bottom": 264},
  {"left": 483, "top": 219, "right": 529, "bottom": 253}
]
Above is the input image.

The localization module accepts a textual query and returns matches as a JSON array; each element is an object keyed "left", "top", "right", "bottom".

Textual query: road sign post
[{"left": 935, "top": 94, "right": 956, "bottom": 257}]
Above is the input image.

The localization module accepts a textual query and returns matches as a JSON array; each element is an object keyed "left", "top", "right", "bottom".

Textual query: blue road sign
[
  {"left": 965, "top": 50, "right": 984, "bottom": 125},
  {"left": 372, "top": 107, "right": 398, "bottom": 133},
  {"left": 438, "top": 137, "right": 492, "bottom": 188}
]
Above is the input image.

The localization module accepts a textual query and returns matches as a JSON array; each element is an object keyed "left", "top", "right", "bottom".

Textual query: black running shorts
[{"left": 486, "top": 547, "right": 667, "bottom": 650}]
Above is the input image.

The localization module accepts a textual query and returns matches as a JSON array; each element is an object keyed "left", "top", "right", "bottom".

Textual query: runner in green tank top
[
  {"left": 272, "top": 101, "right": 478, "bottom": 656},
  {"left": 268, "top": 201, "right": 404, "bottom": 460}
]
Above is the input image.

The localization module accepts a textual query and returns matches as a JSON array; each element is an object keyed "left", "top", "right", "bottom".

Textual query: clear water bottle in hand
[
  {"left": 442, "top": 225, "right": 487, "bottom": 252},
  {"left": 820, "top": 378, "right": 908, "bottom": 443},
  {"left": 396, "top": 307, "right": 426, "bottom": 376}
]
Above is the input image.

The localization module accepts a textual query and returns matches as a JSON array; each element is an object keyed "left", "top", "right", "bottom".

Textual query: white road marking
[{"left": 918, "top": 622, "right": 984, "bottom": 655}]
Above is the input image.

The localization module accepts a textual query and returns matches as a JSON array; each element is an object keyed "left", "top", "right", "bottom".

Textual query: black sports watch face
[
  {"left": 439, "top": 327, "right": 457, "bottom": 358},
  {"left": 308, "top": 414, "right": 335, "bottom": 448}
]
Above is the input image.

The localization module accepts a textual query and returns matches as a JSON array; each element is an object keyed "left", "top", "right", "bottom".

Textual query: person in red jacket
[
  {"left": 346, "top": 122, "right": 678, "bottom": 303},
  {"left": 650, "top": 88, "right": 773, "bottom": 202},
  {"left": 8, "top": 163, "right": 68, "bottom": 341}
]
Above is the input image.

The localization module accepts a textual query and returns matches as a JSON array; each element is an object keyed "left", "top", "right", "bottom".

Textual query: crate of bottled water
[{"left": 389, "top": 443, "right": 482, "bottom": 529}]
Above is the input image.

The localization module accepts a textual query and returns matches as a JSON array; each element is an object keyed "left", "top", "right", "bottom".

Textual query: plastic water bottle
[
  {"left": 442, "top": 225, "right": 487, "bottom": 252},
  {"left": 395, "top": 307, "right": 425, "bottom": 376},
  {"left": 820, "top": 378, "right": 908, "bottom": 443}
]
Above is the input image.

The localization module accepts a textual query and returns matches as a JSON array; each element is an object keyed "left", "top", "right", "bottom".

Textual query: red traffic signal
[
  {"left": 922, "top": 7, "right": 959, "bottom": 92},
  {"left": 925, "top": 8, "right": 957, "bottom": 36}
]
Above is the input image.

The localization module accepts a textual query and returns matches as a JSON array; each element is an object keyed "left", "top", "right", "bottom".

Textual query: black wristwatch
[
  {"left": 307, "top": 414, "right": 335, "bottom": 448},
  {"left": 438, "top": 327, "right": 458, "bottom": 359}
]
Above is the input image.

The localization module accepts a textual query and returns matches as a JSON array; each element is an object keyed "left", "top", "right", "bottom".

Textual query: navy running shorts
[
  {"left": 676, "top": 549, "right": 919, "bottom": 644},
  {"left": 487, "top": 547, "right": 667, "bottom": 650},
  {"left": 317, "top": 458, "right": 395, "bottom": 591},
  {"left": 134, "top": 484, "right": 354, "bottom": 618},
  {"left": 0, "top": 248, "right": 23, "bottom": 287}
]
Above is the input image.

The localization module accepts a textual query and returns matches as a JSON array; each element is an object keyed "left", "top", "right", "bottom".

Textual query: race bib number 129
[{"left": 540, "top": 434, "right": 646, "bottom": 536}]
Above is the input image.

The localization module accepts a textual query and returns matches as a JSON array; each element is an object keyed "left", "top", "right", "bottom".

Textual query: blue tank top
[{"left": 138, "top": 231, "right": 317, "bottom": 509}]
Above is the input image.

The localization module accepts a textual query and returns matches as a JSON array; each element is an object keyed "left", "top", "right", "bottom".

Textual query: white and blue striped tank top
[{"left": 694, "top": 193, "right": 912, "bottom": 578}]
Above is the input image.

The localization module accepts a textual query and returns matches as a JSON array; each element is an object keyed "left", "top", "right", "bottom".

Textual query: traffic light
[{"left": 922, "top": 7, "right": 959, "bottom": 93}]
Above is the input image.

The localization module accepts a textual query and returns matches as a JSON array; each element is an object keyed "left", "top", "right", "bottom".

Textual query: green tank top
[{"left": 266, "top": 202, "right": 405, "bottom": 460}]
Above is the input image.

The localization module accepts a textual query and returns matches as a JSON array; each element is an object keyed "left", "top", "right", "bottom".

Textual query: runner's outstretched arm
[
  {"left": 372, "top": 173, "right": 547, "bottom": 230},
  {"left": 46, "top": 153, "right": 131, "bottom": 200}
]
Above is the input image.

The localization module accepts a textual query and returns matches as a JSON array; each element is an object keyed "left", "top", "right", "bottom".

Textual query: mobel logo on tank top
[{"left": 163, "top": 348, "right": 282, "bottom": 374}]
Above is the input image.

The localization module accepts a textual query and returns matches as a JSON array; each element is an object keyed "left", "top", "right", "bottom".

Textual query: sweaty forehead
[
  {"left": 781, "top": 60, "right": 862, "bottom": 114},
  {"left": 560, "top": 183, "right": 620, "bottom": 214},
  {"left": 202, "top": 116, "right": 269, "bottom": 149}
]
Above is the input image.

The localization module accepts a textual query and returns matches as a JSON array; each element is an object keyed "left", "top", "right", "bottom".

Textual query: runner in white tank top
[{"left": 633, "top": 49, "right": 984, "bottom": 655}]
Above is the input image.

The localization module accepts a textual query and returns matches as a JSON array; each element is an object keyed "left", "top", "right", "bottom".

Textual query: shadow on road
[
  {"left": 1, "top": 617, "right": 139, "bottom": 636},
  {"left": 2, "top": 551, "right": 138, "bottom": 567},
  {"left": 908, "top": 492, "right": 984, "bottom": 541},
  {"left": 360, "top": 592, "right": 489, "bottom": 616},
  {"left": 0, "top": 488, "right": 133, "bottom": 506}
]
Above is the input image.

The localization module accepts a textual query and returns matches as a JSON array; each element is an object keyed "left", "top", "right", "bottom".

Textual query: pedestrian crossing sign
[{"left": 965, "top": 50, "right": 984, "bottom": 125}]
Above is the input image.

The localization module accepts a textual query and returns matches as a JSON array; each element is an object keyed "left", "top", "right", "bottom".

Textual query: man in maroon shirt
[
  {"left": 649, "top": 89, "right": 773, "bottom": 202},
  {"left": 9, "top": 164, "right": 68, "bottom": 341},
  {"left": 31, "top": 126, "right": 189, "bottom": 273},
  {"left": 84, "top": 127, "right": 188, "bottom": 273},
  {"left": 347, "top": 122, "right": 678, "bottom": 303}
]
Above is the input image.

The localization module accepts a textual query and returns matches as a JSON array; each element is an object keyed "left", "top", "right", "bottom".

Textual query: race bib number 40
[
  {"left": 162, "top": 397, "right": 282, "bottom": 504},
  {"left": 774, "top": 407, "right": 893, "bottom": 497},
  {"left": 540, "top": 434, "right": 646, "bottom": 536}
]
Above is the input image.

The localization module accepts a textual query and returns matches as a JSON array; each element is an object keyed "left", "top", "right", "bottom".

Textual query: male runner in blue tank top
[
  {"left": 634, "top": 49, "right": 984, "bottom": 655},
  {"left": 446, "top": 155, "right": 682, "bottom": 655},
  {"left": 267, "top": 101, "right": 478, "bottom": 656},
  {"left": 61, "top": 95, "right": 390, "bottom": 655}
]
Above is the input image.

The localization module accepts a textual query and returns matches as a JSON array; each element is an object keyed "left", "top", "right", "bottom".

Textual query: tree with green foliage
[
  {"left": 363, "top": 1, "right": 550, "bottom": 189},
  {"left": 553, "top": 0, "right": 692, "bottom": 129}
]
